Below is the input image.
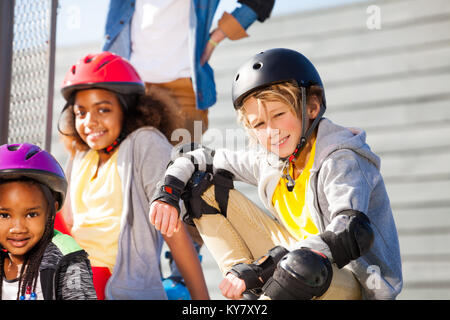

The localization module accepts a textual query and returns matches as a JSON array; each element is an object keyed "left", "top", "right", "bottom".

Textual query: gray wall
[{"left": 51, "top": 0, "right": 450, "bottom": 299}]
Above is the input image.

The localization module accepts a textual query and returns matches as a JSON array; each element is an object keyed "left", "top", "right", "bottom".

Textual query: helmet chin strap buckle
[
  {"left": 282, "top": 136, "right": 307, "bottom": 192},
  {"left": 285, "top": 174, "right": 295, "bottom": 192}
]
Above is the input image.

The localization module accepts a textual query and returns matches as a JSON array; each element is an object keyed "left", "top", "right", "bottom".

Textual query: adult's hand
[{"left": 200, "top": 28, "right": 226, "bottom": 66}]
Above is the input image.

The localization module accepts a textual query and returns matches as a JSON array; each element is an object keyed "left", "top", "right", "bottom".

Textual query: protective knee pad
[
  {"left": 262, "top": 248, "right": 333, "bottom": 300},
  {"left": 320, "top": 210, "right": 374, "bottom": 268}
]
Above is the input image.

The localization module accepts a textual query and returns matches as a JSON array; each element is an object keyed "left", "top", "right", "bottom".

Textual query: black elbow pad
[{"left": 320, "top": 210, "right": 374, "bottom": 268}]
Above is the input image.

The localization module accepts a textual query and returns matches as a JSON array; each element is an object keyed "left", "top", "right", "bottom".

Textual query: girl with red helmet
[
  {"left": 0, "top": 143, "right": 97, "bottom": 300},
  {"left": 58, "top": 52, "right": 209, "bottom": 300}
]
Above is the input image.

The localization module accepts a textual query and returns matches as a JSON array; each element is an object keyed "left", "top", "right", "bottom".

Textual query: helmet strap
[
  {"left": 102, "top": 99, "right": 129, "bottom": 155},
  {"left": 281, "top": 86, "right": 325, "bottom": 192},
  {"left": 103, "top": 131, "right": 126, "bottom": 155}
]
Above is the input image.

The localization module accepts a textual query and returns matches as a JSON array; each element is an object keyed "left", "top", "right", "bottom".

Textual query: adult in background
[{"left": 103, "top": 0, "right": 275, "bottom": 142}]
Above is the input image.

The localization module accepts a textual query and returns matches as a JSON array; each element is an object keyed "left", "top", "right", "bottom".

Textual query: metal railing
[{"left": 0, "top": 0, "right": 57, "bottom": 151}]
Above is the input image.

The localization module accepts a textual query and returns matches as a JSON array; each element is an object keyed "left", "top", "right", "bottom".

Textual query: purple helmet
[{"left": 0, "top": 143, "right": 67, "bottom": 210}]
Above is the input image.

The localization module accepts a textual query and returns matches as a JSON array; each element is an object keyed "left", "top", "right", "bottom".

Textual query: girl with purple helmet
[{"left": 0, "top": 143, "right": 97, "bottom": 300}]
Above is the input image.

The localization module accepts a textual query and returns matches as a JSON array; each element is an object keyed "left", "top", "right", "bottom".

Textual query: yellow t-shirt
[
  {"left": 70, "top": 149, "right": 123, "bottom": 272},
  {"left": 272, "top": 138, "right": 319, "bottom": 241}
]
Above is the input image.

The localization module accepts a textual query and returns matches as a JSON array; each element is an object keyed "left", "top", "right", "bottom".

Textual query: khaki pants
[{"left": 193, "top": 186, "right": 362, "bottom": 300}]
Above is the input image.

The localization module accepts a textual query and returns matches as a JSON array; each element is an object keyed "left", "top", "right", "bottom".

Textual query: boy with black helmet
[
  {"left": 233, "top": 48, "right": 326, "bottom": 191},
  {"left": 150, "top": 48, "right": 403, "bottom": 299}
]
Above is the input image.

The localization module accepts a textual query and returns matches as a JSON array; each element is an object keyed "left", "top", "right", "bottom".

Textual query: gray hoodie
[
  {"left": 67, "top": 127, "right": 172, "bottom": 299},
  {"left": 166, "top": 118, "right": 403, "bottom": 299}
]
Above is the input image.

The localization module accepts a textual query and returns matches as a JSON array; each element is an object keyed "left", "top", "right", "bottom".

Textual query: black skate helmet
[
  {"left": 232, "top": 48, "right": 326, "bottom": 109},
  {"left": 232, "top": 48, "right": 326, "bottom": 191}
]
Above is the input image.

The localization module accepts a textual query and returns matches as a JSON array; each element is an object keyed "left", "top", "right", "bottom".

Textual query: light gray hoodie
[
  {"left": 166, "top": 118, "right": 403, "bottom": 299},
  {"left": 66, "top": 127, "right": 172, "bottom": 299}
]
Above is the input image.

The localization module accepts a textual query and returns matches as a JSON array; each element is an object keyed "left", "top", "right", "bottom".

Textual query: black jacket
[{"left": 39, "top": 230, "right": 97, "bottom": 300}]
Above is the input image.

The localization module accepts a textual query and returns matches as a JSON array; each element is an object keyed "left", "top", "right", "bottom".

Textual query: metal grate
[{"left": 7, "top": 0, "right": 57, "bottom": 150}]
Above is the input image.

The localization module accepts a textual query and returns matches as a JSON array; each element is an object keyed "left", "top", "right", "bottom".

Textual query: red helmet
[{"left": 61, "top": 51, "right": 145, "bottom": 100}]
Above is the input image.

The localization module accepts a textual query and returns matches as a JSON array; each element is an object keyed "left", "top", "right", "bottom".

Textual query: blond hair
[{"left": 236, "top": 81, "right": 322, "bottom": 145}]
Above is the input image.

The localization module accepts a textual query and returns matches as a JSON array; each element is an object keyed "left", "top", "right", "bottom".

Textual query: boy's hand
[
  {"left": 219, "top": 273, "right": 246, "bottom": 300},
  {"left": 150, "top": 175, "right": 186, "bottom": 236},
  {"left": 149, "top": 200, "right": 181, "bottom": 237}
]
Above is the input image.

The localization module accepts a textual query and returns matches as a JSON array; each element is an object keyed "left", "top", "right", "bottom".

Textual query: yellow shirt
[
  {"left": 272, "top": 138, "right": 319, "bottom": 241},
  {"left": 71, "top": 150, "right": 123, "bottom": 272}
]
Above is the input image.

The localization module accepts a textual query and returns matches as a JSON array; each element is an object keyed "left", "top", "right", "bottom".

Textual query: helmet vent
[
  {"left": 25, "top": 148, "right": 40, "bottom": 160},
  {"left": 84, "top": 55, "right": 94, "bottom": 63},
  {"left": 7, "top": 144, "right": 20, "bottom": 151},
  {"left": 71, "top": 65, "right": 76, "bottom": 74},
  {"left": 252, "top": 62, "right": 263, "bottom": 70},
  {"left": 235, "top": 74, "right": 240, "bottom": 81},
  {"left": 96, "top": 60, "right": 111, "bottom": 72}
]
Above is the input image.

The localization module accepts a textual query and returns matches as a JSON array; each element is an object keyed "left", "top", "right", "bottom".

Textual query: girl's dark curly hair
[
  {"left": 58, "top": 87, "right": 184, "bottom": 157},
  {"left": 0, "top": 179, "right": 56, "bottom": 300}
]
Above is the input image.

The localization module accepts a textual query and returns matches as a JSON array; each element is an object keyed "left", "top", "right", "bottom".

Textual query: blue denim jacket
[{"left": 102, "top": 0, "right": 258, "bottom": 110}]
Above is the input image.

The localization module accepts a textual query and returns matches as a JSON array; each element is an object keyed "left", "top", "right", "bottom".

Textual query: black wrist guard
[
  {"left": 151, "top": 175, "right": 186, "bottom": 216},
  {"left": 228, "top": 246, "right": 289, "bottom": 290}
]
